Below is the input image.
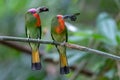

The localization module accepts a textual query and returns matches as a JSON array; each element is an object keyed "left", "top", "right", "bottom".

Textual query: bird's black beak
[
  {"left": 63, "top": 15, "right": 70, "bottom": 19},
  {"left": 63, "top": 13, "right": 80, "bottom": 21},
  {"left": 73, "top": 13, "right": 80, "bottom": 16},
  {"left": 37, "top": 7, "right": 49, "bottom": 13}
]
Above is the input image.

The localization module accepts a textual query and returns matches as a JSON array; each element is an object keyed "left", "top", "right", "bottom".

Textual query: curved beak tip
[{"left": 39, "top": 7, "right": 49, "bottom": 12}]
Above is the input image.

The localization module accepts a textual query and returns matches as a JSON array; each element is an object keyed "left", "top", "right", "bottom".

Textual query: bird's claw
[{"left": 61, "top": 41, "right": 66, "bottom": 46}]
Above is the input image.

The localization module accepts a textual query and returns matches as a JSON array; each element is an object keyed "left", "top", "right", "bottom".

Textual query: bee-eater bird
[
  {"left": 51, "top": 13, "right": 80, "bottom": 74},
  {"left": 25, "top": 7, "right": 49, "bottom": 70}
]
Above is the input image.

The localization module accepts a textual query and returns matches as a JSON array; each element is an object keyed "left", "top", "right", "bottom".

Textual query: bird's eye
[
  {"left": 31, "top": 11, "right": 36, "bottom": 14},
  {"left": 57, "top": 16, "right": 59, "bottom": 19}
]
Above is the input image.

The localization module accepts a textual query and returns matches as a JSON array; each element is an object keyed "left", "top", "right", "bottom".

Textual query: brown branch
[
  {"left": 0, "top": 36, "right": 120, "bottom": 61},
  {"left": 0, "top": 40, "right": 94, "bottom": 77},
  {"left": 0, "top": 41, "right": 31, "bottom": 54},
  {"left": 70, "top": 61, "right": 87, "bottom": 80}
]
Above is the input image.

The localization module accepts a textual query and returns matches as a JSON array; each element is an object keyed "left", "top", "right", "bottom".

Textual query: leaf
[
  {"left": 116, "top": 32, "right": 120, "bottom": 44},
  {"left": 105, "top": 69, "right": 115, "bottom": 79},
  {"left": 69, "top": 30, "right": 93, "bottom": 42},
  {"left": 68, "top": 51, "right": 87, "bottom": 65},
  {"left": 92, "top": 33, "right": 110, "bottom": 42},
  {"left": 96, "top": 12, "right": 117, "bottom": 46}
]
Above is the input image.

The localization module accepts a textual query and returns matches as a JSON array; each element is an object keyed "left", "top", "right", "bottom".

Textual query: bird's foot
[{"left": 61, "top": 41, "right": 66, "bottom": 46}]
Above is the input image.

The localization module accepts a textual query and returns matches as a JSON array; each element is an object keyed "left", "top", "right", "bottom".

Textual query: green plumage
[
  {"left": 25, "top": 7, "right": 48, "bottom": 70},
  {"left": 25, "top": 12, "right": 41, "bottom": 50},
  {"left": 25, "top": 11, "right": 41, "bottom": 70},
  {"left": 51, "top": 17, "right": 67, "bottom": 42},
  {"left": 51, "top": 16, "right": 67, "bottom": 55},
  {"left": 51, "top": 16, "right": 69, "bottom": 74}
]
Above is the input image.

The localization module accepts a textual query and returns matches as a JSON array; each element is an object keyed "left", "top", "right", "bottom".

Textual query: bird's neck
[
  {"left": 33, "top": 13, "right": 41, "bottom": 27},
  {"left": 55, "top": 19, "right": 65, "bottom": 34},
  {"left": 58, "top": 19, "right": 65, "bottom": 30}
]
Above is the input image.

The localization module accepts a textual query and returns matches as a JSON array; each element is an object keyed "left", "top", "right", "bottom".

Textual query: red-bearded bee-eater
[
  {"left": 25, "top": 7, "right": 49, "bottom": 70},
  {"left": 51, "top": 13, "right": 79, "bottom": 74}
]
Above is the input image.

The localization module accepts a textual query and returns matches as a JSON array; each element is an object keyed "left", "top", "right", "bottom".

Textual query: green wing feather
[
  {"left": 51, "top": 17, "right": 68, "bottom": 42},
  {"left": 25, "top": 12, "right": 41, "bottom": 50},
  {"left": 51, "top": 16, "right": 69, "bottom": 74}
]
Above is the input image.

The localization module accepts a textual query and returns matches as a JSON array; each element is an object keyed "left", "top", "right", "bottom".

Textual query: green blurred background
[{"left": 0, "top": 0, "right": 120, "bottom": 80}]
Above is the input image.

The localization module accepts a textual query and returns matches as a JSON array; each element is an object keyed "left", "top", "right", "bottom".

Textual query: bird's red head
[
  {"left": 56, "top": 15, "right": 65, "bottom": 34},
  {"left": 56, "top": 15, "right": 64, "bottom": 25},
  {"left": 57, "top": 15, "right": 63, "bottom": 19}
]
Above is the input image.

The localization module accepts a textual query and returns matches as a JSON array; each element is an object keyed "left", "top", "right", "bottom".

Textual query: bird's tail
[
  {"left": 31, "top": 49, "right": 41, "bottom": 70},
  {"left": 60, "top": 54, "right": 70, "bottom": 74}
]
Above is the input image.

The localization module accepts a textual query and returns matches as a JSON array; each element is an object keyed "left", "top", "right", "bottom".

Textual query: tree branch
[
  {"left": 0, "top": 36, "right": 120, "bottom": 61},
  {"left": 0, "top": 41, "right": 31, "bottom": 54},
  {"left": 69, "top": 61, "right": 87, "bottom": 80},
  {"left": 0, "top": 40, "right": 94, "bottom": 77}
]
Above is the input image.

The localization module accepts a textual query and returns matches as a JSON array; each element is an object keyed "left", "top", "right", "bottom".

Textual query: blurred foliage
[{"left": 0, "top": 0, "right": 120, "bottom": 80}]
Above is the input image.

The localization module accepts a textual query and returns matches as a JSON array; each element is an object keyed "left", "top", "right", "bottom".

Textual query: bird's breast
[
  {"left": 55, "top": 25, "right": 65, "bottom": 34},
  {"left": 33, "top": 13, "right": 41, "bottom": 27}
]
